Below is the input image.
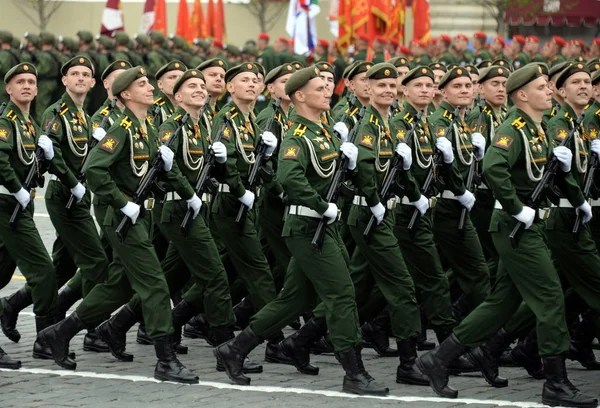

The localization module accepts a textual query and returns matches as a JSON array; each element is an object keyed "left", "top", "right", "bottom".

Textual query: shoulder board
[
  {"left": 369, "top": 114, "right": 379, "bottom": 126},
  {"left": 483, "top": 105, "right": 491, "bottom": 115},
  {"left": 402, "top": 112, "right": 414, "bottom": 124},
  {"left": 99, "top": 105, "right": 110, "bottom": 117},
  {"left": 550, "top": 106, "right": 556, "bottom": 117},
  {"left": 584, "top": 103, "right": 590, "bottom": 110},
  {"left": 5, "top": 109, "right": 17, "bottom": 120},
  {"left": 442, "top": 109, "right": 454, "bottom": 120},
  {"left": 154, "top": 97, "right": 165, "bottom": 107},
  {"left": 120, "top": 116, "right": 133, "bottom": 130},
  {"left": 595, "top": 108, "right": 600, "bottom": 117},
  {"left": 59, "top": 102, "right": 69, "bottom": 116},
  {"left": 292, "top": 124, "right": 307, "bottom": 137},
  {"left": 173, "top": 114, "right": 183, "bottom": 121},
  {"left": 349, "top": 107, "right": 359, "bottom": 117},
  {"left": 274, "top": 112, "right": 282, "bottom": 123},
  {"left": 511, "top": 117, "right": 526, "bottom": 130}
]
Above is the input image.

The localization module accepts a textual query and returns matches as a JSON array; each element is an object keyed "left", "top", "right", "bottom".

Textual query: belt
[
  {"left": 352, "top": 196, "right": 396, "bottom": 210},
  {"left": 165, "top": 192, "right": 212, "bottom": 203},
  {"left": 441, "top": 190, "right": 458, "bottom": 200},
  {"left": 0, "top": 185, "right": 36, "bottom": 198},
  {"left": 50, "top": 175, "right": 59, "bottom": 181},
  {"left": 591, "top": 199, "right": 600, "bottom": 207},
  {"left": 478, "top": 183, "right": 489, "bottom": 190},
  {"left": 123, "top": 193, "right": 155, "bottom": 210},
  {"left": 494, "top": 200, "right": 550, "bottom": 221},
  {"left": 287, "top": 205, "right": 322, "bottom": 218},
  {"left": 399, "top": 195, "right": 438, "bottom": 208},
  {"left": 218, "top": 184, "right": 230, "bottom": 193}
]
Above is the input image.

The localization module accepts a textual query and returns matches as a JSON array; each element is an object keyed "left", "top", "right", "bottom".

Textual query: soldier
[
  {"left": 429, "top": 62, "right": 447, "bottom": 112},
  {"left": 452, "top": 34, "right": 473, "bottom": 66},
  {"left": 0, "top": 63, "right": 57, "bottom": 366},
  {"left": 215, "top": 67, "right": 388, "bottom": 396},
  {"left": 387, "top": 57, "right": 412, "bottom": 111},
  {"left": 352, "top": 33, "right": 370, "bottom": 62},
  {"left": 152, "top": 61, "right": 187, "bottom": 127},
  {"left": 416, "top": 63, "right": 598, "bottom": 408},
  {"left": 112, "top": 32, "right": 144, "bottom": 68},
  {"left": 146, "top": 31, "right": 171, "bottom": 87},
  {"left": 316, "top": 62, "right": 336, "bottom": 125},
  {"left": 435, "top": 35, "right": 457, "bottom": 66},
  {"left": 331, "top": 61, "right": 359, "bottom": 118},
  {"left": 511, "top": 35, "right": 530, "bottom": 70},
  {"left": 313, "top": 39, "right": 329, "bottom": 64},
  {"left": 336, "top": 61, "right": 372, "bottom": 122},
  {"left": 489, "top": 36, "right": 506, "bottom": 60},
  {"left": 525, "top": 36, "right": 546, "bottom": 63},
  {"left": 410, "top": 40, "right": 431, "bottom": 66},
  {"left": 543, "top": 61, "right": 569, "bottom": 130},
  {"left": 587, "top": 70, "right": 600, "bottom": 249},
  {"left": 197, "top": 58, "right": 228, "bottom": 121},
  {"left": 0, "top": 31, "right": 21, "bottom": 104},
  {"left": 35, "top": 32, "right": 66, "bottom": 122},
  {"left": 370, "top": 37, "right": 388, "bottom": 63},
  {"left": 90, "top": 60, "right": 132, "bottom": 128},
  {"left": 548, "top": 36, "right": 567, "bottom": 64},
  {"left": 429, "top": 67, "right": 491, "bottom": 315},
  {"left": 37, "top": 66, "right": 198, "bottom": 384},
  {"left": 472, "top": 32, "right": 492, "bottom": 65},
  {"left": 256, "top": 33, "right": 279, "bottom": 75}
]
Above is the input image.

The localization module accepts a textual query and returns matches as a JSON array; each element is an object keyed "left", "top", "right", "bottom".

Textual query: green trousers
[
  {"left": 250, "top": 217, "right": 361, "bottom": 352},
  {"left": 346, "top": 206, "right": 420, "bottom": 340},
  {"left": 471, "top": 189, "right": 499, "bottom": 283},
  {"left": 395, "top": 204, "right": 455, "bottom": 332},
  {"left": 0, "top": 195, "right": 57, "bottom": 316},
  {"left": 45, "top": 180, "right": 108, "bottom": 296},
  {"left": 454, "top": 210, "right": 570, "bottom": 356},
  {"left": 76, "top": 204, "right": 173, "bottom": 338},
  {"left": 433, "top": 198, "right": 491, "bottom": 310}
]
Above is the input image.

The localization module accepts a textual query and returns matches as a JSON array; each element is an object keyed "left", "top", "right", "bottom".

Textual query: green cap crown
[
  {"left": 173, "top": 69, "right": 205, "bottom": 94},
  {"left": 102, "top": 60, "right": 132, "bottom": 81},
  {"left": 61, "top": 55, "right": 95, "bottom": 77},
  {"left": 402, "top": 66, "right": 434, "bottom": 86},
  {"left": 156, "top": 60, "right": 187, "bottom": 80},
  {"left": 366, "top": 63, "right": 398, "bottom": 80},
  {"left": 478, "top": 65, "right": 510, "bottom": 84},
  {"left": 438, "top": 66, "right": 471, "bottom": 89},
  {"left": 111, "top": 66, "right": 148, "bottom": 97},
  {"left": 4, "top": 62, "right": 37, "bottom": 83},
  {"left": 285, "top": 66, "right": 321, "bottom": 96},
  {"left": 265, "top": 64, "right": 296, "bottom": 85},
  {"left": 225, "top": 63, "right": 258, "bottom": 83},
  {"left": 506, "top": 63, "right": 545, "bottom": 94}
]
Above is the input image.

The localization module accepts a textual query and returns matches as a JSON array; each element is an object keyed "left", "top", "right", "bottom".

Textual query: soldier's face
[
  {"left": 433, "top": 70, "right": 445, "bottom": 96},
  {"left": 175, "top": 78, "right": 207, "bottom": 109},
  {"left": 203, "top": 67, "right": 226, "bottom": 96},
  {"left": 396, "top": 67, "right": 410, "bottom": 91},
  {"left": 519, "top": 76, "right": 552, "bottom": 111},
  {"left": 268, "top": 74, "right": 292, "bottom": 102},
  {"left": 104, "top": 69, "right": 126, "bottom": 93},
  {"left": 123, "top": 77, "right": 155, "bottom": 106},
  {"left": 479, "top": 77, "right": 507, "bottom": 108},
  {"left": 404, "top": 77, "right": 434, "bottom": 107},
  {"left": 299, "top": 77, "right": 330, "bottom": 112},
  {"left": 319, "top": 72, "right": 335, "bottom": 98},
  {"left": 158, "top": 70, "right": 184, "bottom": 97},
  {"left": 6, "top": 73, "right": 38, "bottom": 104},
  {"left": 227, "top": 72, "right": 258, "bottom": 103},
  {"left": 350, "top": 72, "right": 370, "bottom": 99},
  {"left": 256, "top": 73, "right": 266, "bottom": 96},
  {"left": 443, "top": 77, "right": 472, "bottom": 107},
  {"left": 370, "top": 78, "right": 397, "bottom": 107},
  {"left": 62, "top": 66, "right": 95, "bottom": 95},
  {"left": 560, "top": 72, "right": 592, "bottom": 108},
  {"left": 593, "top": 84, "right": 600, "bottom": 102}
]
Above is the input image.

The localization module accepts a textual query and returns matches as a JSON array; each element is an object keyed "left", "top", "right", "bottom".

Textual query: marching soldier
[
  {"left": 215, "top": 67, "right": 389, "bottom": 396},
  {"left": 0, "top": 62, "right": 57, "bottom": 367},
  {"left": 472, "top": 32, "right": 492, "bottom": 65},
  {"left": 587, "top": 70, "right": 600, "bottom": 249},
  {"left": 416, "top": 63, "right": 597, "bottom": 408},
  {"left": 151, "top": 61, "right": 187, "bottom": 127},
  {"left": 197, "top": 58, "right": 228, "bottom": 124},
  {"left": 0, "top": 31, "right": 21, "bottom": 105},
  {"left": 543, "top": 61, "right": 568, "bottom": 130},
  {"left": 35, "top": 32, "right": 66, "bottom": 122},
  {"left": 90, "top": 60, "right": 132, "bottom": 128},
  {"left": 37, "top": 66, "right": 198, "bottom": 385}
]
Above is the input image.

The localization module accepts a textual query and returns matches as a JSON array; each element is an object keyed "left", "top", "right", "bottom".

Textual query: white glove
[
  {"left": 369, "top": 202, "right": 385, "bottom": 225},
  {"left": 186, "top": 193, "right": 202, "bottom": 219},
  {"left": 513, "top": 206, "right": 535, "bottom": 229},
  {"left": 333, "top": 122, "right": 349, "bottom": 142},
  {"left": 471, "top": 132, "right": 486, "bottom": 161},
  {"left": 591, "top": 139, "right": 600, "bottom": 159},
  {"left": 158, "top": 145, "right": 174, "bottom": 172},
  {"left": 340, "top": 142, "right": 358, "bottom": 170},
  {"left": 92, "top": 127, "right": 106, "bottom": 142},
  {"left": 322, "top": 202, "right": 338, "bottom": 224},
  {"left": 395, "top": 143, "right": 412, "bottom": 170},
  {"left": 120, "top": 202, "right": 140, "bottom": 225},
  {"left": 553, "top": 146, "right": 572, "bottom": 173},
  {"left": 261, "top": 131, "right": 278, "bottom": 157},
  {"left": 37, "top": 135, "right": 54, "bottom": 160},
  {"left": 12, "top": 187, "right": 30, "bottom": 209},
  {"left": 238, "top": 190, "right": 255, "bottom": 209},
  {"left": 457, "top": 190, "right": 476, "bottom": 211},
  {"left": 70, "top": 182, "right": 86, "bottom": 203},
  {"left": 436, "top": 136, "right": 454, "bottom": 164},
  {"left": 411, "top": 195, "right": 429, "bottom": 216},
  {"left": 577, "top": 201, "right": 593, "bottom": 224},
  {"left": 212, "top": 141, "right": 227, "bottom": 164}
]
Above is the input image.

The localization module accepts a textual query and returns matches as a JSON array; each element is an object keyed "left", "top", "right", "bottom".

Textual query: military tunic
[
  {"left": 513, "top": 51, "right": 530, "bottom": 70},
  {"left": 35, "top": 50, "right": 65, "bottom": 122},
  {"left": 473, "top": 49, "right": 492, "bottom": 66},
  {"left": 584, "top": 100, "right": 600, "bottom": 248},
  {"left": 454, "top": 109, "right": 582, "bottom": 356},
  {"left": 0, "top": 49, "right": 21, "bottom": 104},
  {"left": 151, "top": 89, "right": 176, "bottom": 128}
]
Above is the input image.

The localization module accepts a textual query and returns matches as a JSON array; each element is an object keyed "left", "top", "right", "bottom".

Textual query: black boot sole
[
  {"left": 416, "top": 341, "right": 436, "bottom": 351},
  {"left": 468, "top": 350, "right": 508, "bottom": 388},
  {"left": 83, "top": 344, "right": 110, "bottom": 353},
  {"left": 0, "top": 360, "right": 21, "bottom": 369},
  {"left": 0, "top": 327, "right": 20, "bottom": 343},
  {"left": 542, "top": 396, "right": 598, "bottom": 408},
  {"left": 213, "top": 348, "right": 251, "bottom": 385},
  {"left": 342, "top": 383, "right": 389, "bottom": 396},
  {"left": 216, "top": 360, "right": 264, "bottom": 373},
  {"left": 95, "top": 328, "right": 134, "bottom": 362},
  {"left": 154, "top": 372, "right": 199, "bottom": 384},
  {"left": 415, "top": 359, "right": 458, "bottom": 398},
  {"left": 396, "top": 374, "right": 430, "bottom": 386},
  {"left": 37, "top": 333, "right": 77, "bottom": 370}
]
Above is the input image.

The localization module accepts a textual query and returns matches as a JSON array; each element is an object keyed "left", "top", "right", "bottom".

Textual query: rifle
[
  {"left": 115, "top": 112, "right": 189, "bottom": 243},
  {"left": 180, "top": 109, "right": 236, "bottom": 235},
  {"left": 408, "top": 106, "right": 461, "bottom": 232},
  {"left": 509, "top": 112, "right": 585, "bottom": 248},
  {"left": 311, "top": 104, "right": 367, "bottom": 252},
  {"left": 458, "top": 98, "right": 486, "bottom": 232},
  {"left": 151, "top": 103, "right": 162, "bottom": 125},
  {"left": 235, "top": 97, "right": 281, "bottom": 224},
  {"left": 10, "top": 102, "right": 62, "bottom": 230},
  {"left": 573, "top": 151, "right": 598, "bottom": 242},
  {"left": 65, "top": 98, "right": 118, "bottom": 212},
  {"left": 363, "top": 109, "right": 424, "bottom": 240}
]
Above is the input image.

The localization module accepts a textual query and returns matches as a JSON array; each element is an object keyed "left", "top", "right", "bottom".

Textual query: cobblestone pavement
[{"left": 0, "top": 187, "right": 598, "bottom": 408}]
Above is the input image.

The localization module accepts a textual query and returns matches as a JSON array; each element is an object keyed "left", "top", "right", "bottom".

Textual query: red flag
[
  {"left": 153, "top": 0, "right": 167, "bottom": 35},
  {"left": 176, "top": 0, "right": 191, "bottom": 42},
  {"left": 140, "top": 0, "right": 156, "bottom": 34},
  {"left": 352, "top": 0, "right": 370, "bottom": 42},
  {"left": 207, "top": 0, "right": 215, "bottom": 38},
  {"left": 369, "top": 0, "right": 390, "bottom": 39},
  {"left": 412, "top": 0, "right": 430, "bottom": 42},
  {"left": 213, "top": 0, "right": 226, "bottom": 42},
  {"left": 386, "top": 0, "right": 406, "bottom": 45},
  {"left": 100, "top": 0, "right": 124, "bottom": 36},
  {"left": 191, "top": 0, "right": 208, "bottom": 39},
  {"left": 338, "top": 0, "right": 352, "bottom": 49}
]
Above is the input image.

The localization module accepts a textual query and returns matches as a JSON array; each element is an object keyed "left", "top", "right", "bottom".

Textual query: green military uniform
[
  {"left": 532, "top": 53, "right": 546, "bottom": 63},
  {"left": 585, "top": 74, "right": 600, "bottom": 249},
  {"left": 210, "top": 64, "right": 277, "bottom": 319},
  {"left": 392, "top": 96, "right": 455, "bottom": 337},
  {"left": 413, "top": 55, "right": 431, "bottom": 67},
  {"left": 473, "top": 49, "right": 492, "bottom": 66},
  {"left": 35, "top": 33, "right": 66, "bottom": 122},
  {"left": 257, "top": 46, "right": 279, "bottom": 76},
  {"left": 0, "top": 65, "right": 58, "bottom": 323},
  {"left": 429, "top": 88, "right": 490, "bottom": 310},
  {"left": 435, "top": 50, "right": 457, "bottom": 66},
  {"left": 151, "top": 61, "right": 187, "bottom": 128},
  {"left": 512, "top": 51, "right": 530, "bottom": 70},
  {"left": 0, "top": 31, "right": 21, "bottom": 104},
  {"left": 353, "top": 49, "right": 367, "bottom": 63}
]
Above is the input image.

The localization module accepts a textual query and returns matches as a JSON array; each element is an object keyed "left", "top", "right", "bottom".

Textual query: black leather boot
[
  {"left": 416, "top": 333, "right": 467, "bottom": 398},
  {"left": 183, "top": 314, "right": 212, "bottom": 344},
  {"left": 136, "top": 321, "right": 153, "bottom": 345},
  {"left": 288, "top": 318, "right": 301, "bottom": 330},
  {"left": 468, "top": 328, "right": 512, "bottom": 388},
  {"left": 95, "top": 305, "right": 138, "bottom": 362},
  {"left": 37, "top": 313, "right": 84, "bottom": 370},
  {"left": 435, "top": 328, "right": 478, "bottom": 375},
  {"left": 336, "top": 347, "right": 389, "bottom": 396},
  {"left": 452, "top": 295, "right": 470, "bottom": 324},
  {"left": 361, "top": 321, "right": 398, "bottom": 357},
  {"left": 541, "top": 355, "right": 598, "bottom": 408},
  {"left": 417, "top": 326, "right": 436, "bottom": 351},
  {"left": 213, "top": 326, "right": 263, "bottom": 374},
  {"left": 83, "top": 329, "right": 109, "bottom": 352},
  {"left": 55, "top": 286, "right": 82, "bottom": 322},
  {"left": 510, "top": 330, "right": 544, "bottom": 379},
  {"left": 0, "top": 287, "right": 32, "bottom": 343},
  {"left": 0, "top": 345, "right": 21, "bottom": 369},
  {"left": 264, "top": 331, "right": 293, "bottom": 365},
  {"left": 233, "top": 297, "right": 254, "bottom": 330},
  {"left": 311, "top": 333, "right": 334, "bottom": 355},
  {"left": 171, "top": 300, "right": 200, "bottom": 355},
  {"left": 279, "top": 318, "right": 324, "bottom": 375},
  {"left": 214, "top": 326, "right": 263, "bottom": 385},
  {"left": 568, "top": 314, "right": 600, "bottom": 370},
  {"left": 153, "top": 337, "right": 199, "bottom": 384},
  {"left": 396, "top": 337, "right": 429, "bottom": 385},
  {"left": 33, "top": 314, "right": 76, "bottom": 360}
]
